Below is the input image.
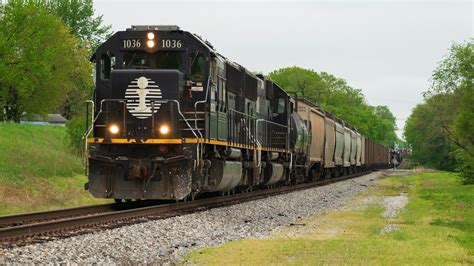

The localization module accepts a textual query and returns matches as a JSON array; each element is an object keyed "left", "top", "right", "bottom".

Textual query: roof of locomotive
[
  {"left": 91, "top": 25, "right": 215, "bottom": 61},
  {"left": 91, "top": 25, "right": 291, "bottom": 101}
]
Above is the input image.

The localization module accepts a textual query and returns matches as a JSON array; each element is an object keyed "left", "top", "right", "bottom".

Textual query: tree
[
  {"left": 404, "top": 94, "right": 458, "bottom": 171},
  {"left": 45, "top": 0, "right": 112, "bottom": 53},
  {"left": 452, "top": 85, "right": 474, "bottom": 183},
  {"left": 430, "top": 40, "right": 474, "bottom": 183},
  {"left": 268, "top": 67, "right": 398, "bottom": 146},
  {"left": 43, "top": 0, "right": 112, "bottom": 119},
  {"left": 404, "top": 40, "right": 473, "bottom": 183},
  {"left": 0, "top": 1, "right": 92, "bottom": 122},
  {"left": 268, "top": 67, "right": 329, "bottom": 103},
  {"left": 372, "top": 106, "right": 397, "bottom": 145}
]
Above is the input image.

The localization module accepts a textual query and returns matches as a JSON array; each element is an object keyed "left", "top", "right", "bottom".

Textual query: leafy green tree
[
  {"left": 430, "top": 41, "right": 473, "bottom": 94},
  {"left": 429, "top": 40, "right": 473, "bottom": 183},
  {"left": 268, "top": 66, "right": 329, "bottom": 103},
  {"left": 453, "top": 85, "right": 474, "bottom": 183},
  {"left": 43, "top": 0, "right": 111, "bottom": 119},
  {"left": 46, "top": 0, "right": 112, "bottom": 53},
  {"left": 394, "top": 138, "right": 410, "bottom": 149},
  {"left": 404, "top": 94, "right": 458, "bottom": 171},
  {"left": 372, "top": 106, "right": 398, "bottom": 146},
  {"left": 404, "top": 40, "right": 473, "bottom": 183},
  {"left": 268, "top": 67, "right": 398, "bottom": 146},
  {"left": 0, "top": 1, "right": 92, "bottom": 122}
]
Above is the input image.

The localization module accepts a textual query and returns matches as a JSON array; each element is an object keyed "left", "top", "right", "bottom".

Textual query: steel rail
[
  {"left": 0, "top": 171, "right": 375, "bottom": 244},
  {"left": 0, "top": 203, "right": 116, "bottom": 228},
  {"left": 0, "top": 200, "right": 163, "bottom": 228}
]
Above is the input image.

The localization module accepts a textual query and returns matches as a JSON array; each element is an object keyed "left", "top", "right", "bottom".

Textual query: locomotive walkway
[{"left": 0, "top": 171, "right": 372, "bottom": 247}]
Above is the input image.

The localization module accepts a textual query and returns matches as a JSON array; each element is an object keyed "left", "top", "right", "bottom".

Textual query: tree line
[
  {"left": 268, "top": 67, "right": 399, "bottom": 147},
  {"left": 404, "top": 40, "right": 473, "bottom": 184},
  {"left": 0, "top": 0, "right": 111, "bottom": 122}
]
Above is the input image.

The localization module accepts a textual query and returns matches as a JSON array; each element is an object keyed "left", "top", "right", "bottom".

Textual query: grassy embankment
[
  {"left": 184, "top": 171, "right": 474, "bottom": 265},
  {"left": 0, "top": 123, "right": 109, "bottom": 215}
]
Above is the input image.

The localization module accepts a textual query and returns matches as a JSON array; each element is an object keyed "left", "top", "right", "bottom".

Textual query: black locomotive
[{"left": 85, "top": 25, "right": 389, "bottom": 201}]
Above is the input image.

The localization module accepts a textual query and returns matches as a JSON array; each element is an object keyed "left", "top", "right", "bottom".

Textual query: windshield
[
  {"left": 123, "top": 52, "right": 150, "bottom": 69},
  {"left": 123, "top": 51, "right": 183, "bottom": 70},
  {"left": 156, "top": 51, "right": 182, "bottom": 69}
]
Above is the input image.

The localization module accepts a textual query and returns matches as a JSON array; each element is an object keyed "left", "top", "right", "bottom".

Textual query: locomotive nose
[
  {"left": 111, "top": 69, "right": 184, "bottom": 104},
  {"left": 106, "top": 69, "right": 185, "bottom": 139}
]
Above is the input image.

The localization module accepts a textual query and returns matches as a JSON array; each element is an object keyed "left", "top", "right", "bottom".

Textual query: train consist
[{"left": 85, "top": 25, "right": 390, "bottom": 201}]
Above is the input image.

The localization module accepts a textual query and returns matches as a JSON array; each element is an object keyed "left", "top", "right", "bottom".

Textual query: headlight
[
  {"left": 147, "top": 40, "right": 155, "bottom": 48},
  {"left": 147, "top": 32, "right": 155, "bottom": 40},
  {"left": 109, "top": 124, "right": 120, "bottom": 134},
  {"left": 159, "top": 125, "right": 170, "bottom": 135}
]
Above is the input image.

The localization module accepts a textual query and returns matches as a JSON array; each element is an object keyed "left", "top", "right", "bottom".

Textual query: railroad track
[
  {"left": 0, "top": 200, "right": 168, "bottom": 229},
  {"left": 0, "top": 171, "right": 374, "bottom": 247}
]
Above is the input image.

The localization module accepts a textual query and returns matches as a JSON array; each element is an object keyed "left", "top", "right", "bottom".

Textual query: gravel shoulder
[{"left": 0, "top": 171, "right": 385, "bottom": 264}]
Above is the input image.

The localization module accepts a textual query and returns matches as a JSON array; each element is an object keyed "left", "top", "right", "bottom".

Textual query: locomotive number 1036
[
  {"left": 122, "top": 39, "right": 141, "bottom": 49},
  {"left": 122, "top": 38, "right": 183, "bottom": 49},
  {"left": 161, "top": 39, "right": 182, "bottom": 49}
]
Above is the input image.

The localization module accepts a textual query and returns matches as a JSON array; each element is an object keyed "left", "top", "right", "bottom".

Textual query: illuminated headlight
[
  {"left": 159, "top": 125, "right": 170, "bottom": 135},
  {"left": 109, "top": 124, "right": 120, "bottom": 134},
  {"left": 147, "top": 40, "right": 155, "bottom": 48},
  {"left": 147, "top": 32, "right": 155, "bottom": 40}
]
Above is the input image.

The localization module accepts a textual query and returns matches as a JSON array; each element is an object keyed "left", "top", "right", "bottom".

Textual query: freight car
[
  {"left": 84, "top": 25, "right": 389, "bottom": 202},
  {"left": 390, "top": 148, "right": 411, "bottom": 167}
]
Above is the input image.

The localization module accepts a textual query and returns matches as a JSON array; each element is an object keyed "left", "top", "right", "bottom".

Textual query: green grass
[
  {"left": 0, "top": 123, "right": 108, "bottom": 215},
  {"left": 183, "top": 171, "right": 474, "bottom": 265}
]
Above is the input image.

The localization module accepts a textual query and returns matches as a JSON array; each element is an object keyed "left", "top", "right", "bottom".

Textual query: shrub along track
[{"left": 0, "top": 171, "right": 373, "bottom": 247}]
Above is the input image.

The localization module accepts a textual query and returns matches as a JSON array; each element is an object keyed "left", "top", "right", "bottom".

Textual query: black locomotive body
[{"left": 86, "top": 25, "right": 389, "bottom": 201}]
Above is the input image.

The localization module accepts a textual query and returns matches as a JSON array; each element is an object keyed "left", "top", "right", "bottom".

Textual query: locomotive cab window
[
  {"left": 190, "top": 52, "right": 206, "bottom": 81},
  {"left": 276, "top": 98, "right": 286, "bottom": 114},
  {"left": 155, "top": 51, "right": 182, "bottom": 69},
  {"left": 110, "top": 55, "right": 116, "bottom": 70},
  {"left": 100, "top": 53, "right": 111, "bottom": 80},
  {"left": 123, "top": 51, "right": 183, "bottom": 70},
  {"left": 123, "top": 51, "right": 151, "bottom": 69}
]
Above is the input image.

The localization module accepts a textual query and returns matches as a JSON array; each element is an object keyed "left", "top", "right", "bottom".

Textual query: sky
[{"left": 94, "top": 0, "right": 473, "bottom": 138}]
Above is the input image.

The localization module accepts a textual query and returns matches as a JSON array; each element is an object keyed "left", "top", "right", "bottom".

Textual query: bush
[
  {"left": 457, "top": 150, "right": 474, "bottom": 184},
  {"left": 66, "top": 116, "right": 86, "bottom": 153}
]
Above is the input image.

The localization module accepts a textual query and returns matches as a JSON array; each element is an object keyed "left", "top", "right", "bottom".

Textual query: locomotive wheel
[{"left": 176, "top": 196, "right": 188, "bottom": 203}]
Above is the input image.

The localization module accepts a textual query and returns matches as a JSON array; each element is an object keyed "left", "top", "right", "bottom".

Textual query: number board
[
  {"left": 158, "top": 39, "right": 185, "bottom": 50},
  {"left": 122, "top": 38, "right": 142, "bottom": 49},
  {"left": 121, "top": 38, "right": 185, "bottom": 51}
]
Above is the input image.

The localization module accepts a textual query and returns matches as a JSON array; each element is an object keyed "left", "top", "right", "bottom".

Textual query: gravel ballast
[{"left": 1, "top": 171, "right": 384, "bottom": 264}]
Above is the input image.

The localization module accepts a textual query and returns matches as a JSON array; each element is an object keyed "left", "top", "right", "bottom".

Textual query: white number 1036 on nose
[
  {"left": 122, "top": 39, "right": 141, "bottom": 49},
  {"left": 161, "top": 39, "right": 182, "bottom": 49}
]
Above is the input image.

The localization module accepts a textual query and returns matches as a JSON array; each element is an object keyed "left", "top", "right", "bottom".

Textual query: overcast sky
[{"left": 94, "top": 0, "right": 472, "bottom": 138}]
